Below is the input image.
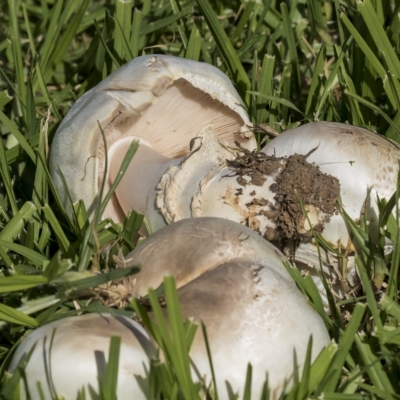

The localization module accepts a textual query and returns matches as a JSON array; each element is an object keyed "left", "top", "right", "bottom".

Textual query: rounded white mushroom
[
  {"left": 260, "top": 121, "right": 400, "bottom": 299},
  {"left": 125, "top": 217, "right": 330, "bottom": 398},
  {"left": 9, "top": 313, "right": 156, "bottom": 400},
  {"left": 50, "top": 54, "right": 256, "bottom": 229},
  {"left": 157, "top": 126, "right": 341, "bottom": 240},
  {"left": 261, "top": 121, "right": 400, "bottom": 248}
]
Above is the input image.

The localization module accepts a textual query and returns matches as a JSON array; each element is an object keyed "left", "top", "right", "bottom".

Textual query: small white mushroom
[
  {"left": 9, "top": 313, "right": 156, "bottom": 400},
  {"left": 50, "top": 55, "right": 256, "bottom": 226},
  {"left": 158, "top": 127, "right": 338, "bottom": 240},
  {"left": 125, "top": 217, "right": 330, "bottom": 399}
]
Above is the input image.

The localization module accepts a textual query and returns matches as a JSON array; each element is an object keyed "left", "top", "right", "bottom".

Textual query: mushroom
[
  {"left": 9, "top": 313, "right": 156, "bottom": 400},
  {"left": 125, "top": 217, "right": 330, "bottom": 398},
  {"left": 50, "top": 54, "right": 256, "bottom": 230},
  {"left": 261, "top": 122, "right": 400, "bottom": 247},
  {"left": 155, "top": 122, "right": 400, "bottom": 303},
  {"left": 260, "top": 121, "right": 400, "bottom": 298}
]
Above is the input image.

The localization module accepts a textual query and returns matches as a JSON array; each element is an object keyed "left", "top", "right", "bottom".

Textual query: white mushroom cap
[
  {"left": 261, "top": 121, "right": 400, "bottom": 248},
  {"left": 9, "top": 313, "right": 156, "bottom": 400},
  {"left": 125, "top": 218, "right": 330, "bottom": 398},
  {"left": 157, "top": 128, "right": 333, "bottom": 240},
  {"left": 50, "top": 55, "right": 256, "bottom": 223}
]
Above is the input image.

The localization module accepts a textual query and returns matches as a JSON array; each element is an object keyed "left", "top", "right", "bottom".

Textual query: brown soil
[
  {"left": 271, "top": 153, "right": 340, "bottom": 241},
  {"left": 227, "top": 145, "right": 340, "bottom": 241},
  {"left": 226, "top": 143, "right": 283, "bottom": 186}
]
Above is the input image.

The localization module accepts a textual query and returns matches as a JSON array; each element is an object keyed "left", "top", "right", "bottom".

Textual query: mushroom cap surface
[
  {"left": 179, "top": 260, "right": 330, "bottom": 399},
  {"left": 50, "top": 55, "right": 255, "bottom": 222},
  {"left": 156, "top": 127, "right": 341, "bottom": 243},
  {"left": 262, "top": 121, "right": 400, "bottom": 247},
  {"left": 125, "top": 217, "right": 330, "bottom": 398},
  {"left": 125, "top": 217, "right": 291, "bottom": 297},
  {"left": 9, "top": 313, "right": 156, "bottom": 400}
]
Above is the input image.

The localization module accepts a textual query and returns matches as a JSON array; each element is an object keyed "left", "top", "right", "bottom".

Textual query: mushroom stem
[{"left": 108, "top": 136, "right": 181, "bottom": 230}]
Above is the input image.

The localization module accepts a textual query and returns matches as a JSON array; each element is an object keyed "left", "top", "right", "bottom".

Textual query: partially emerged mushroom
[
  {"left": 9, "top": 313, "right": 156, "bottom": 400},
  {"left": 50, "top": 55, "right": 255, "bottom": 227},
  {"left": 125, "top": 217, "right": 330, "bottom": 398}
]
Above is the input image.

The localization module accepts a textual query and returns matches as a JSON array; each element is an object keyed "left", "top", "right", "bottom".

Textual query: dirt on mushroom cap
[{"left": 226, "top": 146, "right": 341, "bottom": 241}]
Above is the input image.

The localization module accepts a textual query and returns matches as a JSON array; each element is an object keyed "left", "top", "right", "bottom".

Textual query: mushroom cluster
[
  {"left": 11, "top": 54, "right": 400, "bottom": 398},
  {"left": 50, "top": 53, "right": 400, "bottom": 302},
  {"left": 11, "top": 219, "right": 330, "bottom": 399}
]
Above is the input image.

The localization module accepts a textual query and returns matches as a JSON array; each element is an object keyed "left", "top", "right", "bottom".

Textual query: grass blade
[
  {"left": 195, "top": 0, "right": 251, "bottom": 103},
  {"left": 0, "top": 303, "right": 39, "bottom": 327}
]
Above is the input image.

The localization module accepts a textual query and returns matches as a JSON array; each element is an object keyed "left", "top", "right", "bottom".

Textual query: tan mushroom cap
[
  {"left": 125, "top": 217, "right": 291, "bottom": 297},
  {"left": 124, "top": 217, "right": 330, "bottom": 398},
  {"left": 179, "top": 261, "right": 330, "bottom": 399},
  {"left": 50, "top": 55, "right": 256, "bottom": 223},
  {"left": 9, "top": 313, "right": 156, "bottom": 400}
]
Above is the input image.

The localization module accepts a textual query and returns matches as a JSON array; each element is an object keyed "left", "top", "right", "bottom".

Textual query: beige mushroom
[
  {"left": 50, "top": 55, "right": 256, "bottom": 229},
  {"left": 125, "top": 217, "right": 330, "bottom": 398},
  {"left": 9, "top": 313, "right": 156, "bottom": 400}
]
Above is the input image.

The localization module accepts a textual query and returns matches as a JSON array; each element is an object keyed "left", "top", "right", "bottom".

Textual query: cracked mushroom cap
[
  {"left": 124, "top": 218, "right": 330, "bottom": 398},
  {"left": 9, "top": 313, "right": 156, "bottom": 400},
  {"left": 50, "top": 55, "right": 255, "bottom": 224}
]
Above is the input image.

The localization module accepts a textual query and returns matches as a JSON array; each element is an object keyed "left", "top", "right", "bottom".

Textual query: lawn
[{"left": 1, "top": 0, "right": 400, "bottom": 399}]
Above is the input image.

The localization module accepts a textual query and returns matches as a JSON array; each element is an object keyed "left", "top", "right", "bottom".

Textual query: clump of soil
[
  {"left": 271, "top": 153, "right": 340, "bottom": 241},
  {"left": 227, "top": 145, "right": 341, "bottom": 241}
]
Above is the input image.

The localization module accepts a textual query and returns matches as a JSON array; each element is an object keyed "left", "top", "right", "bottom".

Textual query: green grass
[{"left": 1, "top": 0, "right": 400, "bottom": 398}]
